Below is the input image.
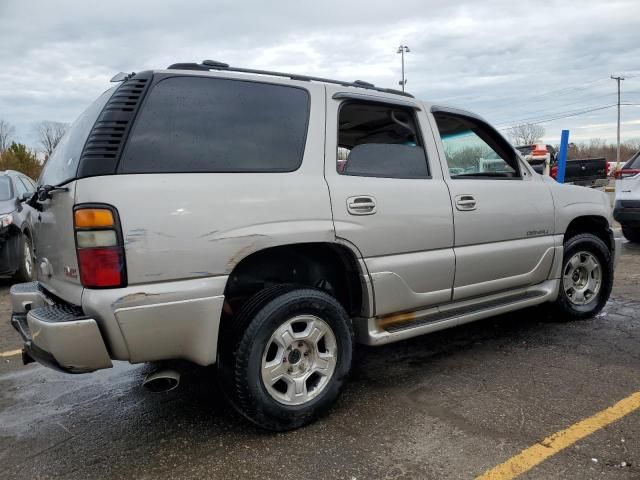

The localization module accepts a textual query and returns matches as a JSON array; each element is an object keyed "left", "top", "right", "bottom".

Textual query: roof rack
[{"left": 166, "top": 60, "right": 414, "bottom": 98}]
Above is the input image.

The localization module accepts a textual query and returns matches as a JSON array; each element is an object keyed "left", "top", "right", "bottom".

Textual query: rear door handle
[
  {"left": 347, "top": 196, "right": 376, "bottom": 215},
  {"left": 455, "top": 194, "right": 477, "bottom": 211}
]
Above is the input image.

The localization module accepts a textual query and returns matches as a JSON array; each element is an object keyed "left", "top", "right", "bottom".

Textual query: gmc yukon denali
[{"left": 10, "top": 61, "right": 621, "bottom": 430}]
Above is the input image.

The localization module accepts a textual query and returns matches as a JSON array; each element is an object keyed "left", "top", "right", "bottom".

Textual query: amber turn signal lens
[{"left": 74, "top": 208, "right": 115, "bottom": 228}]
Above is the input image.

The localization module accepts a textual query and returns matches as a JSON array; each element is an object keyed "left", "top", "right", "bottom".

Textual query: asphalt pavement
[{"left": 0, "top": 237, "right": 639, "bottom": 479}]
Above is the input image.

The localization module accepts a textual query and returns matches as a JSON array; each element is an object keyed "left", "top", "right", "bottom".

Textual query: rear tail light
[
  {"left": 550, "top": 165, "right": 558, "bottom": 179},
  {"left": 74, "top": 206, "right": 126, "bottom": 288},
  {"left": 616, "top": 169, "right": 640, "bottom": 179}
]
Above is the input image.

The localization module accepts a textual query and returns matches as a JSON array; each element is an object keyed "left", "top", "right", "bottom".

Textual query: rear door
[
  {"left": 431, "top": 108, "right": 556, "bottom": 301},
  {"left": 324, "top": 90, "right": 455, "bottom": 316}
]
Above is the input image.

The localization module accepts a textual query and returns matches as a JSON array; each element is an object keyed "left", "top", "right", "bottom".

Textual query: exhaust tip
[{"left": 143, "top": 369, "right": 180, "bottom": 393}]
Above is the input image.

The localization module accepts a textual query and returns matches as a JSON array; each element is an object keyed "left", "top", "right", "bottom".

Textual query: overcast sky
[{"left": 1, "top": 0, "right": 639, "bottom": 150}]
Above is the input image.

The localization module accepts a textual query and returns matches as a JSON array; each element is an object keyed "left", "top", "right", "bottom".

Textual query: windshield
[
  {"left": 0, "top": 176, "right": 13, "bottom": 201},
  {"left": 625, "top": 151, "right": 640, "bottom": 169},
  {"left": 39, "top": 87, "right": 116, "bottom": 186}
]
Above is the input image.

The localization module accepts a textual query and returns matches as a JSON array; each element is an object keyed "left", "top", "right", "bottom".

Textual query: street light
[{"left": 397, "top": 45, "right": 410, "bottom": 92}]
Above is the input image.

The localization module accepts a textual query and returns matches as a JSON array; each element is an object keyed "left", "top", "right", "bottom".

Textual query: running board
[{"left": 354, "top": 280, "right": 559, "bottom": 346}]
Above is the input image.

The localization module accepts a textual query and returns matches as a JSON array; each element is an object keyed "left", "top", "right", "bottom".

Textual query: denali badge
[{"left": 527, "top": 230, "right": 549, "bottom": 237}]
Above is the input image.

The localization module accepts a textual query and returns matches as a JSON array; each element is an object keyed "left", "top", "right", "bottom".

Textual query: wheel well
[
  {"left": 223, "top": 243, "right": 364, "bottom": 318},
  {"left": 564, "top": 216, "right": 612, "bottom": 251}
]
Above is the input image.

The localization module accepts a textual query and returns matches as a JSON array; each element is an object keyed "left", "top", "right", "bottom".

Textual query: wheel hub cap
[
  {"left": 563, "top": 251, "right": 602, "bottom": 306},
  {"left": 288, "top": 349, "right": 302, "bottom": 364},
  {"left": 24, "top": 242, "right": 32, "bottom": 277},
  {"left": 261, "top": 315, "right": 337, "bottom": 406}
]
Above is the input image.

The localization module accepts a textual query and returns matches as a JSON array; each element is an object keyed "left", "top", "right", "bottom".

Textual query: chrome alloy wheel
[
  {"left": 562, "top": 251, "right": 602, "bottom": 306},
  {"left": 23, "top": 240, "right": 33, "bottom": 279},
  {"left": 261, "top": 315, "right": 338, "bottom": 406}
]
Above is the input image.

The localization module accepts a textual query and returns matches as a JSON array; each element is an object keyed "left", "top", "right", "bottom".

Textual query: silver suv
[{"left": 11, "top": 61, "right": 620, "bottom": 430}]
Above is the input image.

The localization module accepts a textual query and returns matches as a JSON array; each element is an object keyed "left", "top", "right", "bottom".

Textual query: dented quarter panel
[{"left": 82, "top": 275, "right": 228, "bottom": 360}]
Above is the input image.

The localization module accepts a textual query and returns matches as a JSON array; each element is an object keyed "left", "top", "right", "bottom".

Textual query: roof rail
[{"left": 166, "top": 60, "right": 414, "bottom": 98}]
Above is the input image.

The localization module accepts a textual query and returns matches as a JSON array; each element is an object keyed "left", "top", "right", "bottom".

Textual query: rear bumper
[
  {"left": 10, "top": 276, "right": 227, "bottom": 373},
  {"left": 9, "top": 282, "right": 112, "bottom": 373}
]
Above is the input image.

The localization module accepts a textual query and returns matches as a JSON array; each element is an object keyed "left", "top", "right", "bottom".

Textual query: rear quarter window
[
  {"left": 39, "top": 87, "right": 116, "bottom": 186},
  {"left": 120, "top": 76, "right": 310, "bottom": 173}
]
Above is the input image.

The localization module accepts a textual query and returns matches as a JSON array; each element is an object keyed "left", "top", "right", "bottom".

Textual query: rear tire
[
  {"left": 621, "top": 226, "right": 640, "bottom": 243},
  {"left": 550, "top": 233, "right": 613, "bottom": 320},
  {"left": 218, "top": 286, "right": 353, "bottom": 431},
  {"left": 13, "top": 234, "right": 35, "bottom": 282}
]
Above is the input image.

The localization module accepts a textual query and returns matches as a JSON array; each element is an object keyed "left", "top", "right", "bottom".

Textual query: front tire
[
  {"left": 219, "top": 287, "right": 353, "bottom": 431},
  {"left": 13, "top": 234, "right": 35, "bottom": 282},
  {"left": 622, "top": 226, "right": 640, "bottom": 243},
  {"left": 551, "top": 233, "right": 613, "bottom": 320}
]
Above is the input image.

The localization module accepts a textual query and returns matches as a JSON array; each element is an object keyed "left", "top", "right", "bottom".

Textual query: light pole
[
  {"left": 397, "top": 45, "right": 410, "bottom": 92},
  {"left": 611, "top": 75, "right": 625, "bottom": 166}
]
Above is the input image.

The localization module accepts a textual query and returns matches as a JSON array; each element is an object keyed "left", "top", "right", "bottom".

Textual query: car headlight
[{"left": 0, "top": 213, "right": 14, "bottom": 228}]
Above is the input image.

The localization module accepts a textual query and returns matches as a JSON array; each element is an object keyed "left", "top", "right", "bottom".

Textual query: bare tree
[
  {"left": 506, "top": 123, "right": 545, "bottom": 146},
  {"left": 0, "top": 119, "right": 16, "bottom": 153},
  {"left": 36, "top": 121, "right": 68, "bottom": 160}
]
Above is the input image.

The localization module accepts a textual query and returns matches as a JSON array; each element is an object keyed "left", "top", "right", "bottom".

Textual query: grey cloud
[{"left": 0, "top": 0, "right": 639, "bottom": 148}]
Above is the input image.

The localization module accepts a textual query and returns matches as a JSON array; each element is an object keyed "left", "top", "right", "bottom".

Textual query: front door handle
[
  {"left": 455, "top": 194, "right": 477, "bottom": 211},
  {"left": 347, "top": 196, "right": 376, "bottom": 215}
]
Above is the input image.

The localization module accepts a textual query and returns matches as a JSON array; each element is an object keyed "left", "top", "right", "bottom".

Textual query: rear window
[
  {"left": 120, "top": 76, "right": 310, "bottom": 173},
  {"left": 39, "top": 87, "right": 117, "bottom": 186}
]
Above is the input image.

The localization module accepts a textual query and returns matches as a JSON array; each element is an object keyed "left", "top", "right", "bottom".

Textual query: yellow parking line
[
  {"left": 0, "top": 349, "right": 22, "bottom": 358},
  {"left": 476, "top": 391, "right": 640, "bottom": 480}
]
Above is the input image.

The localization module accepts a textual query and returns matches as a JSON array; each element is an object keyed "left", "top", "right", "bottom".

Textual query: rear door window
[
  {"left": 121, "top": 76, "right": 310, "bottom": 173},
  {"left": 336, "top": 101, "right": 429, "bottom": 179}
]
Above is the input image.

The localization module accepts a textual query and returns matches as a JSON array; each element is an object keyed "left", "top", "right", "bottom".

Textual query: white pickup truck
[{"left": 11, "top": 61, "right": 620, "bottom": 430}]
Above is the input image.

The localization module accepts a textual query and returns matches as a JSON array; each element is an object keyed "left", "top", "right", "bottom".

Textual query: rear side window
[
  {"left": 121, "top": 76, "right": 310, "bottom": 173},
  {"left": 337, "top": 101, "right": 429, "bottom": 179}
]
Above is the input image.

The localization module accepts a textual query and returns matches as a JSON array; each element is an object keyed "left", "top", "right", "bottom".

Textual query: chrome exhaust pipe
[{"left": 142, "top": 369, "right": 180, "bottom": 393}]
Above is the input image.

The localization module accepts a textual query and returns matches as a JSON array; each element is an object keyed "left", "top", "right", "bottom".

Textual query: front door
[
  {"left": 431, "top": 109, "right": 556, "bottom": 301},
  {"left": 324, "top": 90, "right": 455, "bottom": 316}
]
